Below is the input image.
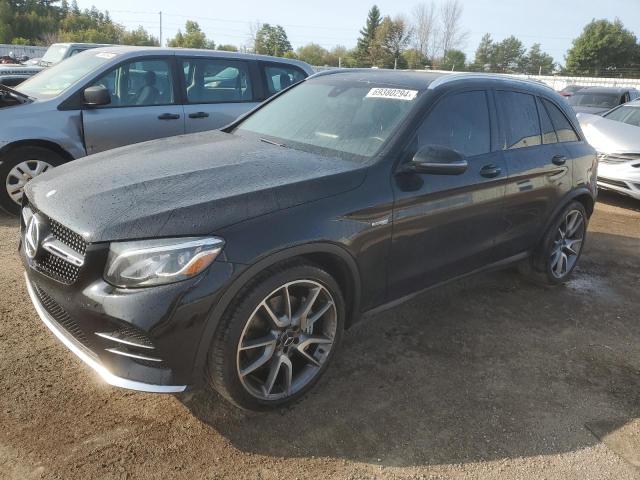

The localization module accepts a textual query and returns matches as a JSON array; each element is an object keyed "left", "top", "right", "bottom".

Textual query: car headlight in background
[{"left": 105, "top": 237, "right": 224, "bottom": 288}]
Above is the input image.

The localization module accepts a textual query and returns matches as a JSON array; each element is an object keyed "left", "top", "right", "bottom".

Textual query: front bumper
[
  {"left": 597, "top": 161, "right": 640, "bottom": 200},
  {"left": 21, "top": 237, "right": 239, "bottom": 393},
  {"left": 24, "top": 272, "right": 187, "bottom": 393}
]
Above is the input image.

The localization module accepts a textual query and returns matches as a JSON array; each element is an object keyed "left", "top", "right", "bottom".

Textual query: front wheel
[
  {"left": 207, "top": 262, "right": 345, "bottom": 410},
  {"left": 523, "top": 201, "right": 588, "bottom": 285},
  {"left": 0, "top": 146, "right": 65, "bottom": 215}
]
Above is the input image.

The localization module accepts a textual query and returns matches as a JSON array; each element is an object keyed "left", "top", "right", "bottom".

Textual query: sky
[{"left": 81, "top": 0, "right": 640, "bottom": 65}]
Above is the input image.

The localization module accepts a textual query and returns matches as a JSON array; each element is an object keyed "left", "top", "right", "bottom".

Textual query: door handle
[
  {"left": 479, "top": 164, "right": 502, "bottom": 178},
  {"left": 157, "top": 113, "right": 181, "bottom": 120},
  {"left": 552, "top": 155, "right": 567, "bottom": 166},
  {"left": 188, "top": 111, "right": 210, "bottom": 119}
]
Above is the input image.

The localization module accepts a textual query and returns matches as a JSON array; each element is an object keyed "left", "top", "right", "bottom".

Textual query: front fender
[
  {"left": 191, "top": 241, "right": 362, "bottom": 384},
  {"left": 0, "top": 109, "right": 85, "bottom": 160}
]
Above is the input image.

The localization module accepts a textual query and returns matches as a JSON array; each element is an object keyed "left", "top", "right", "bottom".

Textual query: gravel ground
[{"left": 1, "top": 191, "right": 639, "bottom": 480}]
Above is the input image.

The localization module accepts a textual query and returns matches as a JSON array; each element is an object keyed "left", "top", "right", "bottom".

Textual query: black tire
[
  {"left": 207, "top": 261, "right": 345, "bottom": 411},
  {"left": 0, "top": 146, "right": 65, "bottom": 215},
  {"left": 521, "top": 201, "right": 588, "bottom": 285}
]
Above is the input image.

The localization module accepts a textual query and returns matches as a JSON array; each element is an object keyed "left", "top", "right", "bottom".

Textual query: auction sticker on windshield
[{"left": 366, "top": 88, "right": 418, "bottom": 101}]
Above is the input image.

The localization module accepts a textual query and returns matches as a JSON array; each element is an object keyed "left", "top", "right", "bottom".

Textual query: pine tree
[
  {"left": 355, "top": 5, "right": 382, "bottom": 67},
  {"left": 471, "top": 33, "right": 494, "bottom": 71}
]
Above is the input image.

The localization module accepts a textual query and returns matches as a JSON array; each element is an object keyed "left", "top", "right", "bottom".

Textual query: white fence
[
  {"left": 0, "top": 44, "right": 47, "bottom": 59},
  {"left": 313, "top": 66, "right": 640, "bottom": 90}
]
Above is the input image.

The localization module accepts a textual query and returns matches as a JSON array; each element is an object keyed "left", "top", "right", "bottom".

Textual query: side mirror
[
  {"left": 403, "top": 145, "right": 468, "bottom": 175},
  {"left": 83, "top": 85, "right": 110, "bottom": 107}
]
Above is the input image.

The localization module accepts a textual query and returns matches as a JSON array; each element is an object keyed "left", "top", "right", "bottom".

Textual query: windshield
[
  {"left": 236, "top": 78, "right": 420, "bottom": 159},
  {"left": 39, "top": 44, "right": 69, "bottom": 66},
  {"left": 568, "top": 92, "right": 620, "bottom": 109},
  {"left": 604, "top": 105, "right": 640, "bottom": 127},
  {"left": 16, "top": 51, "right": 117, "bottom": 99}
]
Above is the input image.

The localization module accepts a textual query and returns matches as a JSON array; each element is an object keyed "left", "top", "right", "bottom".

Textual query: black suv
[{"left": 20, "top": 70, "right": 597, "bottom": 410}]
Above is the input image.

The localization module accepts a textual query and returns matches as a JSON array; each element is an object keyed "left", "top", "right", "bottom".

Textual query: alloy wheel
[
  {"left": 550, "top": 209, "right": 585, "bottom": 279},
  {"left": 236, "top": 279, "right": 338, "bottom": 401},
  {"left": 6, "top": 160, "right": 52, "bottom": 206}
]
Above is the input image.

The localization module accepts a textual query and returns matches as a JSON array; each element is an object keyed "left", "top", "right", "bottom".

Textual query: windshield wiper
[
  {"left": 259, "top": 137, "right": 288, "bottom": 148},
  {"left": 0, "top": 83, "right": 32, "bottom": 102}
]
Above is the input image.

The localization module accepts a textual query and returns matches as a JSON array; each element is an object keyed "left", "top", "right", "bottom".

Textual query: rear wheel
[
  {"left": 207, "top": 262, "right": 345, "bottom": 410},
  {"left": 522, "top": 201, "right": 588, "bottom": 285},
  {"left": 0, "top": 146, "right": 65, "bottom": 215}
]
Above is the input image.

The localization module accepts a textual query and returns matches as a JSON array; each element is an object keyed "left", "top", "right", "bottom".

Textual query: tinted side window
[
  {"left": 182, "top": 59, "right": 253, "bottom": 104},
  {"left": 90, "top": 59, "right": 174, "bottom": 107},
  {"left": 496, "top": 91, "right": 541, "bottom": 150},
  {"left": 416, "top": 90, "right": 491, "bottom": 157},
  {"left": 542, "top": 98, "right": 579, "bottom": 143},
  {"left": 263, "top": 65, "right": 306, "bottom": 95},
  {"left": 536, "top": 97, "right": 558, "bottom": 145}
]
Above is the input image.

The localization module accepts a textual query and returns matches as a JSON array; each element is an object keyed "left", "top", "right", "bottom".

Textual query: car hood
[
  {"left": 27, "top": 131, "right": 368, "bottom": 243},
  {"left": 572, "top": 106, "right": 610, "bottom": 115},
  {"left": 577, "top": 113, "right": 640, "bottom": 155}
]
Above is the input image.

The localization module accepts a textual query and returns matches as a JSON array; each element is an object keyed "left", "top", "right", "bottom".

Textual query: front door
[
  {"left": 390, "top": 89, "right": 507, "bottom": 299},
  {"left": 181, "top": 58, "right": 259, "bottom": 133},
  {"left": 82, "top": 57, "right": 184, "bottom": 155}
]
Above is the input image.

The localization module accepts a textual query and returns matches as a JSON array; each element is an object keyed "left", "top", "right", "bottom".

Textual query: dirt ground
[{"left": 1, "top": 191, "right": 639, "bottom": 480}]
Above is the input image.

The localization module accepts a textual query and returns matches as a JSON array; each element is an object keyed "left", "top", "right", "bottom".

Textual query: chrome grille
[
  {"left": 25, "top": 202, "right": 87, "bottom": 285},
  {"left": 34, "top": 253, "right": 81, "bottom": 285},
  {"left": 50, "top": 219, "right": 87, "bottom": 256},
  {"left": 598, "top": 153, "right": 640, "bottom": 164},
  {"left": 599, "top": 177, "right": 629, "bottom": 189}
]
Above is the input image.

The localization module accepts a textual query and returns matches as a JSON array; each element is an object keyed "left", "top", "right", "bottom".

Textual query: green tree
[
  {"left": 254, "top": 24, "right": 292, "bottom": 56},
  {"left": 216, "top": 44, "right": 238, "bottom": 52},
  {"left": 403, "top": 48, "right": 428, "bottom": 69},
  {"left": 440, "top": 48, "right": 466, "bottom": 70},
  {"left": 11, "top": 36, "right": 30, "bottom": 45},
  {"left": 121, "top": 26, "right": 159, "bottom": 46},
  {"left": 296, "top": 43, "right": 329, "bottom": 65},
  {"left": 321, "top": 45, "right": 356, "bottom": 67},
  {"left": 58, "top": 6, "right": 124, "bottom": 44},
  {"left": 167, "top": 21, "right": 215, "bottom": 49},
  {"left": 565, "top": 19, "right": 640, "bottom": 76},
  {"left": 521, "top": 43, "right": 555, "bottom": 75},
  {"left": 470, "top": 33, "right": 494, "bottom": 71},
  {"left": 375, "top": 15, "right": 412, "bottom": 69},
  {"left": 355, "top": 5, "right": 382, "bottom": 67},
  {"left": 493, "top": 35, "right": 525, "bottom": 73}
]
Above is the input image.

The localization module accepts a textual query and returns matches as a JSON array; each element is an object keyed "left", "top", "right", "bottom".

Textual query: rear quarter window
[
  {"left": 541, "top": 98, "right": 579, "bottom": 143},
  {"left": 263, "top": 64, "right": 307, "bottom": 96}
]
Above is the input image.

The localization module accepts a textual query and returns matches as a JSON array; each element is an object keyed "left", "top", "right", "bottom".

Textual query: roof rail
[{"left": 427, "top": 72, "right": 554, "bottom": 91}]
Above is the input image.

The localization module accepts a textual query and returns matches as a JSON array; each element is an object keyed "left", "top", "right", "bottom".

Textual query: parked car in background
[
  {"left": 578, "top": 99, "right": 640, "bottom": 200},
  {"left": 20, "top": 70, "right": 596, "bottom": 410},
  {"left": 558, "top": 84, "right": 584, "bottom": 97},
  {"left": 568, "top": 86, "right": 640, "bottom": 115},
  {"left": 0, "top": 43, "right": 108, "bottom": 86},
  {"left": 22, "top": 58, "right": 42, "bottom": 66},
  {"left": 0, "top": 46, "right": 313, "bottom": 214},
  {"left": 0, "top": 74, "right": 31, "bottom": 87}
]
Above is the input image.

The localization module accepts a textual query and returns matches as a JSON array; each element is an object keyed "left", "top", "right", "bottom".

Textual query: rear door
[
  {"left": 82, "top": 57, "right": 184, "bottom": 154},
  {"left": 390, "top": 89, "right": 508, "bottom": 298},
  {"left": 496, "top": 90, "right": 572, "bottom": 257},
  {"left": 181, "top": 57, "right": 260, "bottom": 133}
]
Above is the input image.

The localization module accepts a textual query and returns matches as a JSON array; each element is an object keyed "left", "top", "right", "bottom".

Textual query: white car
[{"left": 578, "top": 101, "right": 640, "bottom": 200}]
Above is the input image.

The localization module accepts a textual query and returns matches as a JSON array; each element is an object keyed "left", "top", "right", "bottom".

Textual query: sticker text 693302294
[{"left": 366, "top": 88, "right": 419, "bottom": 101}]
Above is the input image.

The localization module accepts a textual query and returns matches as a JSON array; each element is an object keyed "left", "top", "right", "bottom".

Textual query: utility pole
[{"left": 159, "top": 11, "right": 163, "bottom": 47}]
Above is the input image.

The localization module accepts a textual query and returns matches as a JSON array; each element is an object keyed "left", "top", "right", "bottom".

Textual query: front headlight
[{"left": 104, "top": 237, "right": 224, "bottom": 288}]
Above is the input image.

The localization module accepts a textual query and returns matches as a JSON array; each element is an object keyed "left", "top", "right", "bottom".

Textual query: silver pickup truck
[
  {"left": 0, "top": 43, "right": 108, "bottom": 86},
  {"left": 0, "top": 46, "right": 314, "bottom": 214}
]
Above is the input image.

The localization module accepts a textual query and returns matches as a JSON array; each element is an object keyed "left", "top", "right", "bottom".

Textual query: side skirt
[{"left": 361, "top": 251, "right": 530, "bottom": 319}]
